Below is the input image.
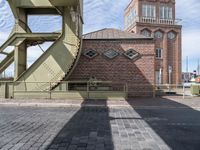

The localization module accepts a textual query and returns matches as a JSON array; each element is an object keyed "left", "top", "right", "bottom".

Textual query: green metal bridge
[{"left": 0, "top": 0, "right": 83, "bottom": 92}]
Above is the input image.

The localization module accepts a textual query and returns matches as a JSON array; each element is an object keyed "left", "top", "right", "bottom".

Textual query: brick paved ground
[
  {"left": 0, "top": 97, "right": 200, "bottom": 150},
  {"left": 0, "top": 106, "right": 169, "bottom": 150}
]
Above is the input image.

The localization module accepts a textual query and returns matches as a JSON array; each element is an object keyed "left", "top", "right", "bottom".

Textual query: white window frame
[
  {"left": 156, "top": 48, "right": 162, "bottom": 59},
  {"left": 160, "top": 6, "right": 173, "bottom": 19},
  {"left": 125, "top": 9, "right": 136, "bottom": 28},
  {"left": 142, "top": 4, "right": 156, "bottom": 18}
]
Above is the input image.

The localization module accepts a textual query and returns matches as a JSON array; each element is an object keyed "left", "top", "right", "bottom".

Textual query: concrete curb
[{"left": 0, "top": 102, "right": 200, "bottom": 109}]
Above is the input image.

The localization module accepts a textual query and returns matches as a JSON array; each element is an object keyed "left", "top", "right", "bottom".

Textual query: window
[
  {"left": 142, "top": 5, "right": 156, "bottom": 18},
  {"left": 156, "top": 48, "right": 162, "bottom": 58},
  {"left": 124, "top": 49, "right": 139, "bottom": 60},
  {"left": 168, "top": 32, "right": 176, "bottom": 39},
  {"left": 160, "top": 6, "right": 173, "bottom": 19},
  {"left": 125, "top": 9, "right": 136, "bottom": 28},
  {"left": 155, "top": 31, "right": 163, "bottom": 39},
  {"left": 83, "top": 49, "right": 98, "bottom": 59},
  {"left": 141, "top": 29, "right": 151, "bottom": 37},
  {"left": 104, "top": 49, "right": 119, "bottom": 59}
]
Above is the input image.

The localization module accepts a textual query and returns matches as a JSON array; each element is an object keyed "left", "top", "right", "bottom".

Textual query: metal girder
[
  {"left": 14, "top": 7, "right": 83, "bottom": 91},
  {"left": 49, "top": 0, "right": 80, "bottom": 6},
  {"left": 0, "top": 36, "right": 26, "bottom": 53},
  {"left": 5, "top": 0, "right": 83, "bottom": 93},
  {"left": 0, "top": 33, "right": 61, "bottom": 53},
  {"left": 0, "top": 52, "right": 9, "bottom": 55},
  {"left": 7, "top": 0, "right": 81, "bottom": 8},
  {"left": 0, "top": 51, "right": 14, "bottom": 74}
]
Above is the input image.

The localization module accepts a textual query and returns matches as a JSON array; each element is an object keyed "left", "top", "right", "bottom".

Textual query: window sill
[{"left": 156, "top": 58, "right": 163, "bottom": 60}]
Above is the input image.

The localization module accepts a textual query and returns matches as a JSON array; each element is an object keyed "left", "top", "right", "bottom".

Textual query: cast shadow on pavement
[
  {"left": 46, "top": 100, "right": 114, "bottom": 150},
  {"left": 126, "top": 97, "right": 200, "bottom": 150}
]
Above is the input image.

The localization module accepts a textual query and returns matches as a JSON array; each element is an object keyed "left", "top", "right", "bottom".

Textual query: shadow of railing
[{"left": 46, "top": 100, "right": 114, "bottom": 150}]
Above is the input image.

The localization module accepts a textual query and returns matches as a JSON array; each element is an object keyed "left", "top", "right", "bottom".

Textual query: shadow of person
[
  {"left": 46, "top": 99, "right": 114, "bottom": 150},
  {"left": 126, "top": 97, "right": 200, "bottom": 150}
]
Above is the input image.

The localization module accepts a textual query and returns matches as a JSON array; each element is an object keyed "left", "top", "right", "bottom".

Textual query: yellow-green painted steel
[
  {"left": 2, "top": 0, "right": 83, "bottom": 92},
  {"left": 15, "top": 8, "right": 82, "bottom": 91},
  {"left": 0, "top": 51, "right": 14, "bottom": 74},
  {"left": 0, "top": 33, "right": 60, "bottom": 53},
  {"left": 191, "top": 85, "right": 200, "bottom": 95},
  {"left": 0, "top": 33, "right": 61, "bottom": 74},
  {"left": 8, "top": 0, "right": 80, "bottom": 8}
]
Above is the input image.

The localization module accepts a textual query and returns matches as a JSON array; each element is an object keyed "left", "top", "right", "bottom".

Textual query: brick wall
[
  {"left": 126, "top": 23, "right": 182, "bottom": 84},
  {"left": 69, "top": 39, "right": 155, "bottom": 97},
  {"left": 124, "top": 0, "right": 182, "bottom": 84}
]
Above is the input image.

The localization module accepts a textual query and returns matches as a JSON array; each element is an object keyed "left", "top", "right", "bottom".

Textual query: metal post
[
  {"left": 87, "top": 82, "right": 89, "bottom": 99},
  {"left": 12, "top": 82, "right": 14, "bottom": 99},
  {"left": 126, "top": 83, "right": 128, "bottom": 99},
  {"left": 66, "top": 82, "right": 69, "bottom": 92},
  {"left": 124, "top": 84, "right": 127, "bottom": 99},
  {"left": 49, "top": 82, "right": 52, "bottom": 99},
  {"left": 153, "top": 84, "right": 156, "bottom": 98},
  {"left": 183, "top": 84, "right": 185, "bottom": 99},
  {"left": 5, "top": 82, "right": 8, "bottom": 99}
]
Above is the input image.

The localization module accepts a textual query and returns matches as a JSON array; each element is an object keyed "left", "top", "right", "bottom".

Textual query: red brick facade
[
  {"left": 69, "top": 39, "right": 155, "bottom": 97},
  {"left": 125, "top": 0, "right": 182, "bottom": 84},
  {"left": 69, "top": 0, "right": 182, "bottom": 97}
]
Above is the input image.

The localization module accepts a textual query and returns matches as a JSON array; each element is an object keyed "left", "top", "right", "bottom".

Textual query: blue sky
[{"left": 0, "top": 0, "right": 200, "bottom": 75}]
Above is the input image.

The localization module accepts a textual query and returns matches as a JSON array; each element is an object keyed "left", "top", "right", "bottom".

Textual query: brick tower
[{"left": 124, "top": 0, "right": 182, "bottom": 84}]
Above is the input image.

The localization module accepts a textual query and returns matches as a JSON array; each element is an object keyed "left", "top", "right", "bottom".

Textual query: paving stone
[{"left": 0, "top": 104, "right": 193, "bottom": 150}]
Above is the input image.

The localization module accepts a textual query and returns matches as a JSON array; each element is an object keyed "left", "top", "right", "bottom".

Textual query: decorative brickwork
[{"left": 69, "top": 39, "right": 155, "bottom": 97}]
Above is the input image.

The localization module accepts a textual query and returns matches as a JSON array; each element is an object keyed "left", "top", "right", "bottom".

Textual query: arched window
[
  {"left": 168, "top": 31, "right": 176, "bottom": 40},
  {"left": 155, "top": 31, "right": 163, "bottom": 39},
  {"left": 141, "top": 29, "right": 151, "bottom": 37}
]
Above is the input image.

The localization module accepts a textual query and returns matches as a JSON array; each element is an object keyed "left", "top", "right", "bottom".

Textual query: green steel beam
[
  {"left": 0, "top": 52, "right": 9, "bottom": 55},
  {"left": 0, "top": 51, "right": 14, "bottom": 74},
  {"left": 0, "top": 33, "right": 61, "bottom": 53},
  {"left": 7, "top": 0, "right": 80, "bottom": 8}
]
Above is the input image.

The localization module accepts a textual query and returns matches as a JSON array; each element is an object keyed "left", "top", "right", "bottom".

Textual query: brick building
[
  {"left": 69, "top": 0, "right": 182, "bottom": 97},
  {"left": 69, "top": 28, "right": 155, "bottom": 97},
  {"left": 124, "top": 0, "right": 182, "bottom": 84}
]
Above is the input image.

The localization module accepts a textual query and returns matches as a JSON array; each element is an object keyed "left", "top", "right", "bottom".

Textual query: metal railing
[
  {"left": 156, "top": 84, "right": 194, "bottom": 99},
  {"left": 0, "top": 81, "right": 128, "bottom": 99},
  {"left": 0, "top": 81, "right": 197, "bottom": 99}
]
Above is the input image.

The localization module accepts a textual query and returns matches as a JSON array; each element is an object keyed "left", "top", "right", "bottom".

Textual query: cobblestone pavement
[
  {"left": 0, "top": 106, "right": 169, "bottom": 150},
  {"left": 0, "top": 98, "right": 200, "bottom": 150}
]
